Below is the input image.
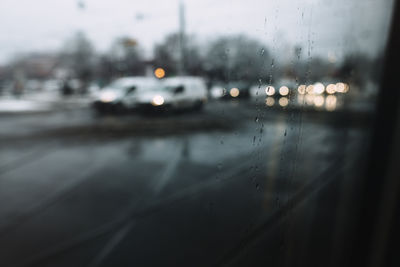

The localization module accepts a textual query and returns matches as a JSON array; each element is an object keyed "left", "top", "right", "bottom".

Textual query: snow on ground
[
  {"left": 0, "top": 92, "right": 94, "bottom": 113},
  {"left": 0, "top": 99, "right": 52, "bottom": 113}
]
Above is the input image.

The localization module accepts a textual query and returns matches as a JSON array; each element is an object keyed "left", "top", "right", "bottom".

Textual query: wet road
[{"left": 0, "top": 100, "right": 371, "bottom": 266}]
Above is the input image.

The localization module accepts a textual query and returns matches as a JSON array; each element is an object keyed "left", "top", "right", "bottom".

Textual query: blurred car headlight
[
  {"left": 100, "top": 91, "right": 117, "bottom": 103},
  {"left": 152, "top": 95, "right": 164, "bottom": 106},
  {"left": 298, "top": 85, "right": 306, "bottom": 95},
  {"left": 210, "top": 87, "right": 224, "bottom": 98},
  {"left": 230, "top": 88, "right": 240, "bottom": 97},
  {"left": 265, "top": 86, "right": 275, "bottom": 96},
  {"left": 326, "top": 84, "right": 336, "bottom": 94},
  {"left": 279, "top": 86, "right": 289, "bottom": 96},
  {"left": 313, "top": 83, "right": 325, "bottom": 94},
  {"left": 336, "top": 82, "right": 348, "bottom": 93}
]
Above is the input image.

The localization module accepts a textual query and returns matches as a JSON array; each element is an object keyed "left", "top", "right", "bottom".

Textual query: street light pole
[{"left": 178, "top": 0, "right": 186, "bottom": 76}]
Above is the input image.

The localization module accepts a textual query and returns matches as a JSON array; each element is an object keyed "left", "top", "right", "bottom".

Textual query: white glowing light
[
  {"left": 313, "top": 83, "right": 325, "bottom": 94},
  {"left": 152, "top": 95, "right": 164, "bottom": 106},
  {"left": 100, "top": 91, "right": 117, "bottom": 103},
  {"left": 279, "top": 86, "right": 289, "bottom": 96},
  {"left": 265, "top": 86, "right": 275, "bottom": 96}
]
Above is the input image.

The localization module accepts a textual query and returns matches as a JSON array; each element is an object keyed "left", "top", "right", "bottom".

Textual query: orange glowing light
[{"left": 154, "top": 68, "right": 166, "bottom": 79}]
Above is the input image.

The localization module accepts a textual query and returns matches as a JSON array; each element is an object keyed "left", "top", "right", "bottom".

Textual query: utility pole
[{"left": 178, "top": 0, "right": 186, "bottom": 76}]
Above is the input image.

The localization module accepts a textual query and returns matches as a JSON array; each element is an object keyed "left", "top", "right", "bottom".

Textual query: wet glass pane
[{"left": 0, "top": 0, "right": 396, "bottom": 266}]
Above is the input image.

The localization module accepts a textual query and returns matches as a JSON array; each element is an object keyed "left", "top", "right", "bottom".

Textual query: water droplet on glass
[
  {"left": 284, "top": 130, "right": 287, "bottom": 136},
  {"left": 256, "top": 183, "right": 260, "bottom": 190},
  {"left": 255, "top": 117, "right": 259, "bottom": 122}
]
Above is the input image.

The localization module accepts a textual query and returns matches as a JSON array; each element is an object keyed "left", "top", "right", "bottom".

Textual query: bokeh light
[
  {"left": 306, "top": 85, "right": 314, "bottom": 94},
  {"left": 326, "top": 84, "right": 336, "bottom": 94},
  {"left": 279, "top": 86, "right": 289, "bottom": 96},
  {"left": 313, "top": 95, "right": 324, "bottom": 107},
  {"left": 265, "top": 86, "right": 275, "bottom": 96},
  {"left": 230, "top": 88, "right": 240, "bottom": 97},
  {"left": 336, "top": 82, "right": 345, "bottom": 93},
  {"left": 279, "top": 97, "right": 289, "bottom": 107},
  {"left": 313, "top": 83, "right": 325, "bottom": 94},
  {"left": 325, "top": 95, "right": 337, "bottom": 111},
  {"left": 343, "top": 83, "right": 350, "bottom": 93},
  {"left": 151, "top": 95, "right": 164, "bottom": 106},
  {"left": 298, "top": 85, "right": 306, "bottom": 95},
  {"left": 266, "top": 97, "right": 275, "bottom": 106},
  {"left": 154, "top": 68, "right": 166, "bottom": 79},
  {"left": 305, "top": 94, "right": 314, "bottom": 105}
]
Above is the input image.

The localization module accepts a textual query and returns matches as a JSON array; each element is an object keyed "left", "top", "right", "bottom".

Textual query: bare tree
[
  {"left": 108, "top": 37, "right": 146, "bottom": 77},
  {"left": 204, "top": 35, "right": 270, "bottom": 84},
  {"left": 60, "top": 31, "right": 95, "bottom": 94},
  {"left": 153, "top": 33, "right": 205, "bottom": 77}
]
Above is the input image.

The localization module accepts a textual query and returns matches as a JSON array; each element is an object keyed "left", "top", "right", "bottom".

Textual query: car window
[{"left": 0, "top": 1, "right": 396, "bottom": 267}]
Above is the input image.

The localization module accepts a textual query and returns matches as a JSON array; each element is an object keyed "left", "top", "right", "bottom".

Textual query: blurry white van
[
  {"left": 135, "top": 76, "right": 208, "bottom": 110},
  {"left": 93, "top": 77, "right": 159, "bottom": 112}
]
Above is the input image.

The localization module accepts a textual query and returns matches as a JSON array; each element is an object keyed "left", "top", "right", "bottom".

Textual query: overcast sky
[{"left": 0, "top": 0, "right": 394, "bottom": 64}]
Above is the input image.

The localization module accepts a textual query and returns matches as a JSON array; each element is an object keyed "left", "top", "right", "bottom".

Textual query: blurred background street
[{"left": 0, "top": 0, "right": 393, "bottom": 266}]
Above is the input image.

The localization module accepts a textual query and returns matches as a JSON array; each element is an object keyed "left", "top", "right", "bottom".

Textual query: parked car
[
  {"left": 92, "top": 77, "right": 159, "bottom": 113},
  {"left": 134, "top": 76, "right": 208, "bottom": 111}
]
